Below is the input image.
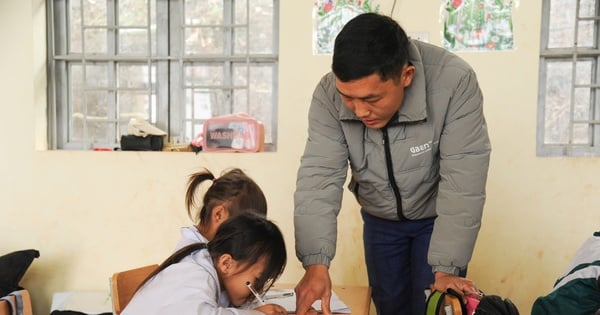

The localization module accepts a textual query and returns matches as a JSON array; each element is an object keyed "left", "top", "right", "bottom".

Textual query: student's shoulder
[
  {"left": 178, "top": 226, "right": 208, "bottom": 244},
  {"left": 160, "top": 253, "right": 215, "bottom": 287}
]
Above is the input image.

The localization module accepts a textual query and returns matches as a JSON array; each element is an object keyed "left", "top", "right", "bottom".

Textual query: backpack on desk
[
  {"left": 426, "top": 289, "right": 467, "bottom": 315},
  {"left": 425, "top": 289, "right": 520, "bottom": 315}
]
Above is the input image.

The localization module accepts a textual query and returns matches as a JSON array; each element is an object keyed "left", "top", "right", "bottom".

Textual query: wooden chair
[
  {"left": 111, "top": 264, "right": 158, "bottom": 315},
  {"left": 0, "top": 290, "right": 33, "bottom": 315}
]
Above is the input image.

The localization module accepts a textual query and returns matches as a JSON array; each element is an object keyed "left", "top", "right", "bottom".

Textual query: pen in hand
[
  {"left": 246, "top": 281, "right": 265, "bottom": 306},
  {"left": 264, "top": 291, "right": 294, "bottom": 300}
]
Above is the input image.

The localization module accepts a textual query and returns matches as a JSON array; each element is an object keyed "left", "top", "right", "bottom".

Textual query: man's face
[{"left": 336, "top": 65, "right": 415, "bottom": 129}]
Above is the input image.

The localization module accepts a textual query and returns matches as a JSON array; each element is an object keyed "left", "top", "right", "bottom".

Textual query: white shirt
[
  {"left": 174, "top": 226, "right": 209, "bottom": 251},
  {"left": 121, "top": 249, "right": 262, "bottom": 315}
]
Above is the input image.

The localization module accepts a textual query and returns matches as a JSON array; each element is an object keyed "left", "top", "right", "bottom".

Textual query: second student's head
[{"left": 186, "top": 168, "right": 267, "bottom": 240}]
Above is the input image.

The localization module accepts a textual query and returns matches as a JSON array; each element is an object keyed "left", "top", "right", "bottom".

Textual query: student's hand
[
  {"left": 294, "top": 264, "right": 331, "bottom": 315},
  {"left": 254, "top": 303, "right": 288, "bottom": 315},
  {"left": 431, "top": 271, "right": 480, "bottom": 298}
]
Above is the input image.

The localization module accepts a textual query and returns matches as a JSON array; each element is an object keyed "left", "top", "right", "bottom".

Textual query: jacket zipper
[{"left": 382, "top": 126, "right": 407, "bottom": 221}]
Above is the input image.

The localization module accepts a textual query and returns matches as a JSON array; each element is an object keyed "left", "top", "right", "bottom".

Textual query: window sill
[{"left": 157, "top": 142, "right": 276, "bottom": 153}]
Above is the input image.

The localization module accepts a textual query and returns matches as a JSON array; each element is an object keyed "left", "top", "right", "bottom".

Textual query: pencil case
[{"left": 202, "top": 113, "right": 265, "bottom": 152}]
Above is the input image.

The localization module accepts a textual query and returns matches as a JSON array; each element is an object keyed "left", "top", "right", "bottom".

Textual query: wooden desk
[{"left": 272, "top": 284, "right": 371, "bottom": 315}]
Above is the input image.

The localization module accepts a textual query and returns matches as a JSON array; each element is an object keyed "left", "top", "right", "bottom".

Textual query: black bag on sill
[{"left": 120, "top": 135, "right": 163, "bottom": 151}]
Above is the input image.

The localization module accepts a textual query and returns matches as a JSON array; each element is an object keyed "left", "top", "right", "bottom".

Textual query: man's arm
[
  {"left": 294, "top": 74, "right": 349, "bottom": 314},
  {"left": 429, "top": 67, "right": 491, "bottom": 289},
  {"left": 294, "top": 74, "right": 349, "bottom": 268}
]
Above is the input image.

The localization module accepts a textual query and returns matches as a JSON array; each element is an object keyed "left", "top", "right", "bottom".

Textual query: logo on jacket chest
[{"left": 409, "top": 141, "right": 432, "bottom": 156}]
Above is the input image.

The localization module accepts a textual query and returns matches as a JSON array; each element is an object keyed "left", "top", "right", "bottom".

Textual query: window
[
  {"left": 47, "top": 0, "right": 279, "bottom": 150},
  {"left": 537, "top": 0, "right": 599, "bottom": 156}
]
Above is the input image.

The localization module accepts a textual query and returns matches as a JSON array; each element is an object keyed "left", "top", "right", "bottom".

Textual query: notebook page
[{"left": 264, "top": 289, "right": 350, "bottom": 313}]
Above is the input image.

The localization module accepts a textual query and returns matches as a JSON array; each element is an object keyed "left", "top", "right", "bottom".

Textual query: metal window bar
[
  {"left": 244, "top": 0, "right": 251, "bottom": 116},
  {"left": 47, "top": 0, "right": 58, "bottom": 149},
  {"left": 79, "top": 0, "right": 88, "bottom": 148},
  {"left": 108, "top": 0, "right": 117, "bottom": 148},
  {"left": 226, "top": 0, "right": 235, "bottom": 118},
  {"left": 181, "top": 0, "right": 192, "bottom": 141},
  {"left": 270, "top": 0, "right": 280, "bottom": 148},
  {"left": 566, "top": 0, "right": 583, "bottom": 154},
  {"left": 591, "top": 1, "right": 598, "bottom": 145},
  {"left": 146, "top": 0, "right": 153, "bottom": 124}
]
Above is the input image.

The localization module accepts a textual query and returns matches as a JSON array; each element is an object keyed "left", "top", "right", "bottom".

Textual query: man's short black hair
[{"left": 332, "top": 13, "right": 410, "bottom": 82}]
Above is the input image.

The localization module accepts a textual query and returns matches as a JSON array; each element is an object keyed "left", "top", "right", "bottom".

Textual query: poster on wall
[
  {"left": 442, "top": 0, "right": 515, "bottom": 51},
  {"left": 313, "top": 0, "right": 380, "bottom": 55}
]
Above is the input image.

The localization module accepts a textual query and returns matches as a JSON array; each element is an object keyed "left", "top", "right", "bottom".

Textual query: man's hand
[
  {"left": 294, "top": 264, "right": 332, "bottom": 315},
  {"left": 431, "top": 271, "right": 480, "bottom": 298}
]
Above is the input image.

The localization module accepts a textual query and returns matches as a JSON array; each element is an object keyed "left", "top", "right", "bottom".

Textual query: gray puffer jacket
[{"left": 294, "top": 40, "right": 491, "bottom": 275}]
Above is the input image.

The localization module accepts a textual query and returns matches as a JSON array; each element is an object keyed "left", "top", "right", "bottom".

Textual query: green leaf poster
[
  {"left": 313, "top": 0, "right": 380, "bottom": 55},
  {"left": 443, "top": 0, "right": 514, "bottom": 51}
]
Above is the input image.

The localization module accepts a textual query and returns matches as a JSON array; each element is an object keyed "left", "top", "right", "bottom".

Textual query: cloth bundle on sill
[{"left": 120, "top": 118, "right": 166, "bottom": 151}]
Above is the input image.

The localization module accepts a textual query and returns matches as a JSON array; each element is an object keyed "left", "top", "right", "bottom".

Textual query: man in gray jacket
[{"left": 294, "top": 13, "right": 491, "bottom": 315}]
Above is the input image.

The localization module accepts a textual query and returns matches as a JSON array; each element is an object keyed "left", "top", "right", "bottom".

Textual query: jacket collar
[{"left": 338, "top": 40, "right": 427, "bottom": 124}]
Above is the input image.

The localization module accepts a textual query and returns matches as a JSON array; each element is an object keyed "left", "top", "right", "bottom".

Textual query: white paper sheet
[
  {"left": 50, "top": 291, "right": 113, "bottom": 314},
  {"left": 263, "top": 289, "right": 350, "bottom": 313}
]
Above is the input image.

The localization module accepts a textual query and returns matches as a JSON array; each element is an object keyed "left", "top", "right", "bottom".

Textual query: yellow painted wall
[{"left": 0, "top": 1, "right": 598, "bottom": 314}]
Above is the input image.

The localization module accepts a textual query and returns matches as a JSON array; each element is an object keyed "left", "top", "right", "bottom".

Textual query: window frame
[
  {"left": 47, "top": 0, "right": 279, "bottom": 150},
  {"left": 537, "top": 0, "right": 600, "bottom": 156}
]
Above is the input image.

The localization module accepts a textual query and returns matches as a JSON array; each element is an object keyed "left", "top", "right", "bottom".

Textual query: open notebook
[{"left": 263, "top": 289, "right": 350, "bottom": 314}]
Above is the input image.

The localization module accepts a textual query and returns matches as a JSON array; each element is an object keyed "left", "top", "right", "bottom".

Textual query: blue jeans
[{"left": 361, "top": 210, "right": 435, "bottom": 315}]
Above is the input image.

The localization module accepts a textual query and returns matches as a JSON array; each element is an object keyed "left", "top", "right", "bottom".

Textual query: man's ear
[
  {"left": 217, "top": 253, "right": 235, "bottom": 275},
  {"left": 401, "top": 65, "right": 415, "bottom": 87}
]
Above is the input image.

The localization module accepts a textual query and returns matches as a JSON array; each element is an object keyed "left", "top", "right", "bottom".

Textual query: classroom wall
[{"left": 1, "top": 1, "right": 598, "bottom": 314}]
